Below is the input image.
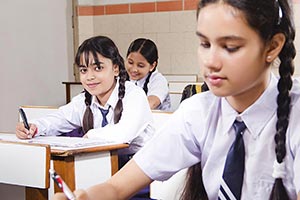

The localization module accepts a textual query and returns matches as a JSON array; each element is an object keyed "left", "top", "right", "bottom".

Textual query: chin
[{"left": 210, "top": 88, "right": 228, "bottom": 97}]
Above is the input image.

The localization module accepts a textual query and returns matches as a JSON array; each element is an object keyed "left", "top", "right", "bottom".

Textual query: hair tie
[
  {"left": 272, "top": 159, "right": 286, "bottom": 179},
  {"left": 276, "top": 0, "right": 283, "bottom": 25}
]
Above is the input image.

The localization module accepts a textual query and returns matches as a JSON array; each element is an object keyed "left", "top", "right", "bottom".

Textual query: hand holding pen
[
  {"left": 16, "top": 108, "right": 37, "bottom": 139},
  {"left": 50, "top": 169, "right": 77, "bottom": 200}
]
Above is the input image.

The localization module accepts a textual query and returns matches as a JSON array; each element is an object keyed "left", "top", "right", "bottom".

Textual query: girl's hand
[
  {"left": 15, "top": 122, "right": 37, "bottom": 139},
  {"left": 52, "top": 189, "right": 89, "bottom": 200}
]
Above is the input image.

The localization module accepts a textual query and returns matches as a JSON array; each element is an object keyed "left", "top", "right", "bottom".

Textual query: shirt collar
[{"left": 220, "top": 73, "right": 278, "bottom": 139}]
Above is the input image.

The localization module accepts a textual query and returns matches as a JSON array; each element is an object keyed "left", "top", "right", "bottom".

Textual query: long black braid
[
  {"left": 270, "top": 0, "right": 295, "bottom": 199},
  {"left": 75, "top": 36, "right": 128, "bottom": 133}
]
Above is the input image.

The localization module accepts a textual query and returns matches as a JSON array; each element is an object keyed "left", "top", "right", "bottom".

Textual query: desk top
[
  {"left": 62, "top": 81, "right": 81, "bottom": 85},
  {"left": 0, "top": 133, "right": 129, "bottom": 157}
]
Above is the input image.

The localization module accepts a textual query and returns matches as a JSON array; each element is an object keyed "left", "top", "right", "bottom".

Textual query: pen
[
  {"left": 49, "top": 169, "right": 76, "bottom": 200},
  {"left": 19, "top": 108, "right": 30, "bottom": 130}
]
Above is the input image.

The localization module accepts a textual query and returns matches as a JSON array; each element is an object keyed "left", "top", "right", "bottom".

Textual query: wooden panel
[
  {"left": 26, "top": 187, "right": 48, "bottom": 200},
  {"left": 52, "top": 156, "right": 75, "bottom": 192},
  {"left": 110, "top": 150, "right": 119, "bottom": 175}
]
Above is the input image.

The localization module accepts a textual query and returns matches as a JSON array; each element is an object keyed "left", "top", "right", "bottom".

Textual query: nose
[
  {"left": 133, "top": 67, "right": 138, "bottom": 73},
  {"left": 200, "top": 48, "right": 222, "bottom": 70},
  {"left": 87, "top": 70, "right": 95, "bottom": 81}
]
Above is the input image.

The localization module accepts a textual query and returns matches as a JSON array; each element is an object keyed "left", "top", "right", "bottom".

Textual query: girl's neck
[
  {"left": 226, "top": 73, "right": 270, "bottom": 113},
  {"left": 96, "top": 81, "right": 117, "bottom": 107}
]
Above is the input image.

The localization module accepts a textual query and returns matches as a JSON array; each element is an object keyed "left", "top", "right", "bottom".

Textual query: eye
[
  {"left": 79, "top": 67, "right": 87, "bottom": 74},
  {"left": 224, "top": 45, "right": 240, "bottom": 53},
  {"left": 138, "top": 64, "right": 145, "bottom": 68},
  {"left": 200, "top": 41, "right": 210, "bottom": 48},
  {"left": 95, "top": 65, "right": 104, "bottom": 71}
]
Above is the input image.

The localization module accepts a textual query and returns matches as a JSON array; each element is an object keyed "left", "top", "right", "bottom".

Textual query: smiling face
[
  {"left": 197, "top": 3, "right": 271, "bottom": 112},
  {"left": 79, "top": 52, "right": 119, "bottom": 105},
  {"left": 125, "top": 52, "right": 156, "bottom": 81}
]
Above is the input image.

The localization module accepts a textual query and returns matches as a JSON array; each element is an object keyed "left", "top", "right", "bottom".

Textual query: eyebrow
[{"left": 196, "top": 31, "right": 245, "bottom": 42}]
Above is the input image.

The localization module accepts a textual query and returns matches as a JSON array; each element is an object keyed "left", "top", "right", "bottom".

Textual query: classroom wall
[
  {"left": 76, "top": 0, "right": 200, "bottom": 77},
  {"left": 0, "top": 0, "right": 74, "bottom": 132},
  {"left": 76, "top": 0, "right": 300, "bottom": 79}
]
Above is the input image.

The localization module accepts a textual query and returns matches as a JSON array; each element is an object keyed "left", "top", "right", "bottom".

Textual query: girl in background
[
  {"left": 52, "top": 0, "right": 300, "bottom": 199},
  {"left": 16, "top": 36, "right": 155, "bottom": 165},
  {"left": 126, "top": 38, "right": 171, "bottom": 110}
]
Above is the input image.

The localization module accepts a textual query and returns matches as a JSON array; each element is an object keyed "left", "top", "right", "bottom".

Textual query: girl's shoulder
[
  {"left": 179, "top": 91, "right": 219, "bottom": 112},
  {"left": 124, "top": 81, "right": 145, "bottom": 94},
  {"left": 69, "top": 92, "right": 86, "bottom": 105},
  {"left": 149, "top": 70, "right": 168, "bottom": 83}
]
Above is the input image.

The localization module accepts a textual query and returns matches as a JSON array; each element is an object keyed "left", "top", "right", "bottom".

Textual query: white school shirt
[
  {"left": 134, "top": 73, "right": 300, "bottom": 199},
  {"left": 132, "top": 69, "right": 171, "bottom": 111},
  {"left": 32, "top": 81, "right": 155, "bottom": 155}
]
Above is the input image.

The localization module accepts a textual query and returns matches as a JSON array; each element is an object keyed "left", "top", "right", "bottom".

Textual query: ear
[
  {"left": 149, "top": 61, "right": 157, "bottom": 72},
  {"left": 113, "top": 64, "right": 120, "bottom": 76},
  {"left": 265, "top": 33, "right": 286, "bottom": 63}
]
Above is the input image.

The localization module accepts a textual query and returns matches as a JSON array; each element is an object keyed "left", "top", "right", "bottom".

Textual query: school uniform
[
  {"left": 134, "top": 73, "right": 300, "bottom": 199},
  {"left": 132, "top": 69, "right": 171, "bottom": 111},
  {"left": 31, "top": 80, "right": 155, "bottom": 155}
]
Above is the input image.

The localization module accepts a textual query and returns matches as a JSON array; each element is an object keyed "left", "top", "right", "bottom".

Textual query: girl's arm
[
  {"left": 52, "top": 159, "right": 152, "bottom": 200},
  {"left": 147, "top": 95, "right": 161, "bottom": 109}
]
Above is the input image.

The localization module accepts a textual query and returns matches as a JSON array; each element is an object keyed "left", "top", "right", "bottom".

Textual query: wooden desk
[
  {"left": 62, "top": 81, "right": 82, "bottom": 103},
  {"left": 0, "top": 133, "right": 128, "bottom": 200},
  {"left": 51, "top": 143, "right": 128, "bottom": 194}
]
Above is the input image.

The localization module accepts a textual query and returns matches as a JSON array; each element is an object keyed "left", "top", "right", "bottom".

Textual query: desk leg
[
  {"left": 25, "top": 187, "right": 48, "bottom": 200},
  {"left": 65, "top": 84, "right": 71, "bottom": 103},
  {"left": 52, "top": 156, "right": 75, "bottom": 193},
  {"left": 110, "top": 150, "right": 119, "bottom": 175}
]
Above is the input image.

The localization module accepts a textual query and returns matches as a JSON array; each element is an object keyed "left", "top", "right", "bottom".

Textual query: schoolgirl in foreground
[
  {"left": 16, "top": 36, "right": 154, "bottom": 158},
  {"left": 52, "top": 0, "right": 300, "bottom": 199},
  {"left": 125, "top": 38, "right": 171, "bottom": 110}
]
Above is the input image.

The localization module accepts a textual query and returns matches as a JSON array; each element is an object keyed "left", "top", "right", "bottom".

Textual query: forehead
[
  {"left": 79, "top": 52, "right": 110, "bottom": 64},
  {"left": 197, "top": 3, "right": 257, "bottom": 40},
  {"left": 128, "top": 52, "right": 148, "bottom": 62}
]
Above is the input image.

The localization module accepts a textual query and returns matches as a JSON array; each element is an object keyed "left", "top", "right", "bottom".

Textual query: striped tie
[{"left": 218, "top": 120, "right": 246, "bottom": 200}]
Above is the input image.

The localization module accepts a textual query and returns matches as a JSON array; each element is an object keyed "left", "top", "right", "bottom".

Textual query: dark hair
[
  {"left": 75, "top": 36, "right": 128, "bottom": 133},
  {"left": 126, "top": 38, "right": 158, "bottom": 94},
  {"left": 181, "top": 0, "right": 296, "bottom": 200}
]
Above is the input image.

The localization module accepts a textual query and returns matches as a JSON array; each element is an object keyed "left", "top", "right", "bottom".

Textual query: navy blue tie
[
  {"left": 218, "top": 120, "right": 246, "bottom": 200},
  {"left": 99, "top": 107, "right": 110, "bottom": 127}
]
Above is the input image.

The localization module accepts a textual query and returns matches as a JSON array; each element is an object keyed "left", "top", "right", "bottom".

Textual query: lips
[
  {"left": 86, "top": 83, "right": 99, "bottom": 89},
  {"left": 129, "top": 72, "right": 139, "bottom": 79},
  {"left": 207, "top": 74, "right": 224, "bottom": 86}
]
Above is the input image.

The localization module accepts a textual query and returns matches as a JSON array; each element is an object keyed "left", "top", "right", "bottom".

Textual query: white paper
[{"left": 0, "top": 133, "right": 120, "bottom": 150}]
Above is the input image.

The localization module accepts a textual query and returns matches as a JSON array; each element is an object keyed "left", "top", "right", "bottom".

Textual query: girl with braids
[
  {"left": 52, "top": 0, "right": 300, "bottom": 200},
  {"left": 125, "top": 38, "right": 171, "bottom": 110},
  {"left": 16, "top": 36, "right": 155, "bottom": 165}
]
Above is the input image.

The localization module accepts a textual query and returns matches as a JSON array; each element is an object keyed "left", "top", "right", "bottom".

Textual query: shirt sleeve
[
  {"left": 133, "top": 100, "right": 203, "bottom": 181},
  {"left": 147, "top": 72, "right": 169, "bottom": 103},
  {"left": 31, "top": 94, "right": 85, "bottom": 136}
]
